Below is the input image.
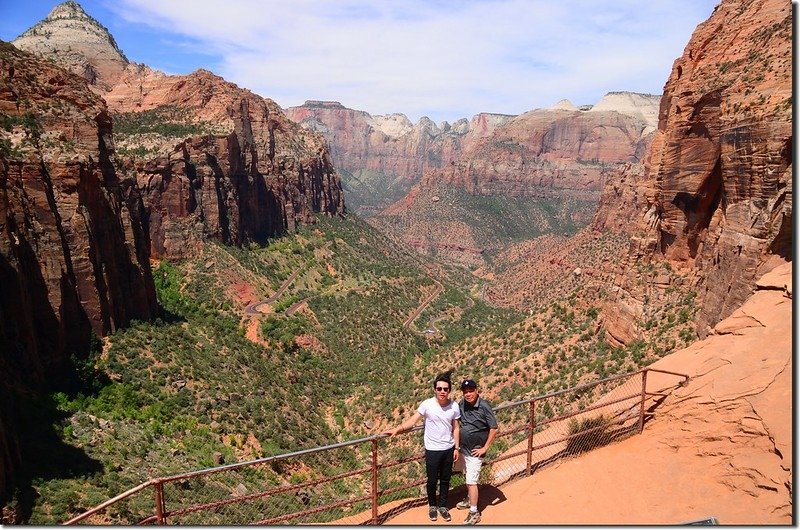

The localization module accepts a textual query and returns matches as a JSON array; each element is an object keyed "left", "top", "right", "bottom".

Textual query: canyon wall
[
  {"left": 287, "top": 95, "right": 659, "bottom": 215},
  {"left": 13, "top": 2, "right": 345, "bottom": 260},
  {"left": 597, "top": 0, "right": 792, "bottom": 342},
  {"left": 1, "top": 0, "right": 346, "bottom": 503},
  {"left": 0, "top": 42, "right": 159, "bottom": 498},
  {"left": 106, "top": 68, "right": 345, "bottom": 258}
]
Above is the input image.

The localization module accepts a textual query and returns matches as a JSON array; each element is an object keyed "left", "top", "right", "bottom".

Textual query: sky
[{"left": 0, "top": 0, "right": 721, "bottom": 124}]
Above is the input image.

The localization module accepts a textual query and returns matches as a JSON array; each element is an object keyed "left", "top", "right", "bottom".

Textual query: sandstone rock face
[
  {"left": 286, "top": 96, "right": 659, "bottom": 217},
  {"left": 106, "top": 69, "right": 345, "bottom": 258},
  {"left": 11, "top": 1, "right": 128, "bottom": 91},
  {"left": 420, "top": 106, "right": 654, "bottom": 198},
  {"left": 13, "top": 2, "right": 345, "bottom": 260},
  {"left": 596, "top": 0, "right": 792, "bottom": 338},
  {"left": 285, "top": 101, "right": 484, "bottom": 215},
  {"left": 0, "top": 42, "right": 158, "bottom": 497},
  {"left": 366, "top": 101, "right": 656, "bottom": 266}
]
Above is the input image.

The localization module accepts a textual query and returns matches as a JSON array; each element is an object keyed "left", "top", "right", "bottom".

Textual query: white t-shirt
[{"left": 417, "top": 397, "right": 461, "bottom": 451}]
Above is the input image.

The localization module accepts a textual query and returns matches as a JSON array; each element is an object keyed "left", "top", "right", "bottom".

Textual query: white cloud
[{"left": 113, "top": 0, "right": 719, "bottom": 123}]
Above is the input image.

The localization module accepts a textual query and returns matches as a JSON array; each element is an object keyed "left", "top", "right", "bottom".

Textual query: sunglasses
[{"left": 435, "top": 386, "right": 450, "bottom": 392}]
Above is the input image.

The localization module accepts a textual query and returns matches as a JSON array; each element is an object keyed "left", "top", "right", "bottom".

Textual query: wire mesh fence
[{"left": 65, "top": 368, "right": 687, "bottom": 525}]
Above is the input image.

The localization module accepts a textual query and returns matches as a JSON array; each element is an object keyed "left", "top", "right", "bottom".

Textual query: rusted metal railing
[{"left": 63, "top": 367, "right": 688, "bottom": 525}]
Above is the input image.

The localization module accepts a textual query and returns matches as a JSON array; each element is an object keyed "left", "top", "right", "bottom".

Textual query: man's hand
[{"left": 471, "top": 446, "right": 488, "bottom": 457}]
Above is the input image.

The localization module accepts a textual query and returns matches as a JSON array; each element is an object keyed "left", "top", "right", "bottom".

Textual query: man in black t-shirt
[{"left": 456, "top": 378, "right": 498, "bottom": 525}]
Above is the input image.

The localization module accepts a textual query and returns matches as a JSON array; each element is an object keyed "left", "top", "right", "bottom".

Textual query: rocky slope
[
  {"left": 0, "top": 41, "right": 158, "bottom": 499},
  {"left": 13, "top": 1, "right": 345, "bottom": 259},
  {"left": 596, "top": 0, "right": 792, "bottom": 342}
]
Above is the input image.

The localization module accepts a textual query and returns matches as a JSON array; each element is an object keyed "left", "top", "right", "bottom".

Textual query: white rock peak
[{"left": 589, "top": 92, "right": 661, "bottom": 131}]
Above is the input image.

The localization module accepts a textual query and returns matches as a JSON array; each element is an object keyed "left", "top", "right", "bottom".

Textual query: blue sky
[{"left": 1, "top": 0, "right": 720, "bottom": 124}]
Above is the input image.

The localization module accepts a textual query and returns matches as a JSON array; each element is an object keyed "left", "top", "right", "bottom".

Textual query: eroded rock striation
[
  {"left": 106, "top": 68, "right": 345, "bottom": 258},
  {"left": 287, "top": 95, "right": 659, "bottom": 217},
  {"left": 286, "top": 101, "right": 486, "bottom": 214},
  {"left": 596, "top": 0, "right": 792, "bottom": 342},
  {"left": 0, "top": 41, "right": 159, "bottom": 497}
]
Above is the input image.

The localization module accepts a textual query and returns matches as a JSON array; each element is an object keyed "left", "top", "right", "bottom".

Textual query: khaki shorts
[{"left": 454, "top": 453, "right": 483, "bottom": 485}]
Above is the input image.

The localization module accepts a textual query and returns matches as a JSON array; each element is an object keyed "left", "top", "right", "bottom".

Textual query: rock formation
[
  {"left": 12, "top": 1, "right": 345, "bottom": 259},
  {"left": 596, "top": 0, "right": 792, "bottom": 341},
  {"left": 0, "top": 41, "right": 159, "bottom": 498},
  {"left": 1, "top": 0, "right": 345, "bottom": 502},
  {"left": 418, "top": 105, "right": 655, "bottom": 198},
  {"left": 105, "top": 68, "right": 345, "bottom": 258},
  {"left": 365, "top": 98, "right": 657, "bottom": 266},
  {"left": 287, "top": 95, "right": 659, "bottom": 218},
  {"left": 286, "top": 101, "right": 486, "bottom": 215},
  {"left": 11, "top": 1, "right": 128, "bottom": 91}
]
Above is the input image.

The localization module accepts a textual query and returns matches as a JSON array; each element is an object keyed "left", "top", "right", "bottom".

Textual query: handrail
[
  {"left": 62, "top": 480, "right": 156, "bottom": 525},
  {"left": 63, "top": 367, "right": 688, "bottom": 525},
  {"left": 494, "top": 369, "right": 644, "bottom": 412},
  {"left": 157, "top": 431, "right": 394, "bottom": 484}
]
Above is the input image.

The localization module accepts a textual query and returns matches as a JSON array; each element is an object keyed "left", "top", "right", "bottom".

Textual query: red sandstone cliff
[
  {"left": 286, "top": 101, "right": 493, "bottom": 214},
  {"left": 596, "top": 0, "right": 791, "bottom": 342},
  {"left": 13, "top": 3, "right": 346, "bottom": 259},
  {"left": 287, "top": 97, "right": 658, "bottom": 217},
  {"left": 0, "top": 41, "right": 159, "bottom": 497},
  {"left": 105, "top": 68, "right": 345, "bottom": 258},
  {"left": 420, "top": 106, "right": 655, "bottom": 198}
]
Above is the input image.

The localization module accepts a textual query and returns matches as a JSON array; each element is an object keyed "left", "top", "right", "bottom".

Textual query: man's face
[{"left": 462, "top": 386, "right": 478, "bottom": 404}]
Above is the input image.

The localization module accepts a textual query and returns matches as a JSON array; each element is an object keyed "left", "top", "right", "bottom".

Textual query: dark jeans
[{"left": 425, "top": 448, "right": 454, "bottom": 508}]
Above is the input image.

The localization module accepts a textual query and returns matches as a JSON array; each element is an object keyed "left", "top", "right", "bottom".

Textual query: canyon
[{"left": 0, "top": 0, "right": 792, "bottom": 522}]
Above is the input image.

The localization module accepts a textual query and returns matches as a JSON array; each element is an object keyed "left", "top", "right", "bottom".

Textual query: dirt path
[
  {"left": 244, "top": 269, "right": 300, "bottom": 315},
  {"left": 403, "top": 279, "right": 444, "bottom": 328}
]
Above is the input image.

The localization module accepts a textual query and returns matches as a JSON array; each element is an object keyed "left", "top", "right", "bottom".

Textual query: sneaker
[
  {"left": 464, "top": 511, "right": 481, "bottom": 525},
  {"left": 429, "top": 506, "right": 438, "bottom": 521},
  {"left": 456, "top": 498, "right": 470, "bottom": 510},
  {"left": 438, "top": 507, "right": 452, "bottom": 522}
]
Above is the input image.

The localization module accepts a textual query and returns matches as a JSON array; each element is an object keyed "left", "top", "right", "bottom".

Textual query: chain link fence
[{"left": 65, "top": 368, "right": 687, "bottom": 525}]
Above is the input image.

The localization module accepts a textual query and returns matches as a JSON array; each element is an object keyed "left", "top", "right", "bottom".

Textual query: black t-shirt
[{"left": 458, "top": 397, "right": 498, "bottom": 451}]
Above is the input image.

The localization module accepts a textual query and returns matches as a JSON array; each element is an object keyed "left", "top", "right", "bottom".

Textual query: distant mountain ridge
[{"left": 286, "top": 92, "right": 659, "bottom": 217}]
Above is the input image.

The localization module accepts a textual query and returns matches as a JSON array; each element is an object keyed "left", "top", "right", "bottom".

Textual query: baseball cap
[{"left": 460, "top": 379, "right": 477, "bottom": 390}]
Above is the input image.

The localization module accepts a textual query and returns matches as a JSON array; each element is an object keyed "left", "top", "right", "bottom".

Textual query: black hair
[{"left": 433, "top": 370, "right": 453, "bottom": 390}]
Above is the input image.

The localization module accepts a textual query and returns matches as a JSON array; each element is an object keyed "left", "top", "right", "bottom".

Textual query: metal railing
[{"left": 63, "top": 368, "right": 688, "bottom": 525}]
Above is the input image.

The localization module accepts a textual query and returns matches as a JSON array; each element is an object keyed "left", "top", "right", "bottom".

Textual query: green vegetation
[
  {"left": 16, "top": 212, "right": 701, "bottom": 524},
  {"left": 112, "top": 106, "right": 222, "bottom": 139}
]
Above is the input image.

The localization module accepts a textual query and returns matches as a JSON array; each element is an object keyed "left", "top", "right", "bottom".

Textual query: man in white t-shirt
[{"left": 385, "top": 373, "right": 461, "bottom": 522}]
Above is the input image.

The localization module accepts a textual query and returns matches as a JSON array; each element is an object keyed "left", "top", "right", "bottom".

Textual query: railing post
[
  {"left": 527, "top": 400, "right": 536, "bottom": 476},
  {"left": 154, "top": 481, "right": 166, "bottom": 524},
  {"left": 371, "top": 438, "right": 379, "bottom": 524},
  {"left": 639, "top": 370, "right": 648, "bottom": 433}
]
